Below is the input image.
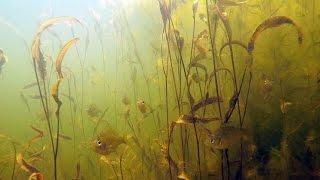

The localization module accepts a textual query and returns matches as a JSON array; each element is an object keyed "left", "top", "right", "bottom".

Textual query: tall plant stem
[
  {"left": 67, "top": 79, "right": 76, "bottom": 158},
  {"left": 70, "top": 27, "right": 86, "bottom": 138},
  {"left": 163, "top": 25, "right": 186, "bottom": 169},
  {"left": 205, "top": 0, "right": 223, "bottom": 120},
  {"left": 53, "top": 99, "right": 62, "bottom": 180},
  {"left": 32, "top": 59, "right": 56, "bottom": 179},
  {"left": 10, "top": 142, "right": 16, "bottom": 180}
]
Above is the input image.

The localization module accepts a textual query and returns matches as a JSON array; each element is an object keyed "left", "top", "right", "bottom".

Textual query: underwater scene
[{"left": 0, "top": 0, "right": 319, "bottom": 179}]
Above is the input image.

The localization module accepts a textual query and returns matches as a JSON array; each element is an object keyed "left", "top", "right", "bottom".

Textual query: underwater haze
[{"left": 0, "top": 0, "right": 319, "bottom": 179}]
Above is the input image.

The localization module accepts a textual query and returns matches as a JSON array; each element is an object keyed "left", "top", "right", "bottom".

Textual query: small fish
[
  {"left": 261, "top": 74, "right": 273, "bottom": 100},
  {"left": 137, "top": 99, "right": 147, "bottom": 114},
  {"left": 0, "top": 49, "right": 8, "bottom": 75},
  {"left": 209, "top": 126, "right": 248, "bottom": 149},
  {"left": 193, "top": 38, "right": 209, "bottom": 56},
  {"left": 92, "top": 129, "right": 126, "bottom": 155},
  {"left": 197, "top": 29, "right": 209, "bottom": 39},
  {"left": 122, "top": 95, "right": 131, "bottom": 105},
  {"left": 123, "top": 107, "right": 131, "bottom": 120},
  {"left": 86, "top": 104, "right": 102, "bottom": 118}
]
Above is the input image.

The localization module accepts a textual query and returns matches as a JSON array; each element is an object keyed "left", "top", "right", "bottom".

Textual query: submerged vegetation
[{"left": 0, "top": 0, "right": 319, "bottom": 179}]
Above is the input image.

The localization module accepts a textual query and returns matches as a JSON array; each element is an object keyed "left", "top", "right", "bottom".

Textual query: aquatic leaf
[
  {"left": 192, "top": 53, "right": 207, "bottom": 63},
  {"left": 173, "top": 29, "right": 184, "bottom": 50},
  {"left": 215, "top": 4, "right": 232, "bottom": 39},
  {"left": 176, "top": 114, "right": 220, "bottom": 124},
  {"left": 219, "top": 40, "right": 248, "bottom": 58},
  {"left": 29, "top": 126, "right": 44, "bottom": 143},
  {"left": 35, "top": 16, "right": 81, "bottom": 37},
  {"left": 248, "top": 16, "right": 303, "bottom": 53},
  {"left": 31, "top": 16, "right": 83, "bottom": 80},
  {"left": 158, "top": 0, "right": 170, "bottom": 27},
  {"left": 224, "top": 92, "right": 239, "bottom": 122},
  {"left": 16, "top": 153, "right": 39, "bottom": 173},
  {"left": 31, "top": 16, "right": 82, "bottom": 61},
  {"left": 28, "top": 173, "right": 43, "bottom": 180},
  {"left": 206, "top": 68, "right": 233, "bottom": 92},
  {"left": 51, "top": 78, "right": 62, "bottom": 105},
  {"left": 177, "top": 171, "right": 190, "bottom": 180},
  {"left": 56, "top": 38, "right": 79, "bottom": 78},
  {"left": 280, "top": 99, "right": 292, "bottom": 114},
  {"left": 31, "top": 38, "right": 47, "bottom": 80},
  {"left": 188, "top": 62, "right": 208, "bottom": 81},
  {"left": 189, "top": 61, "right": 207, "bottom": 73},
  {"left": 54, "top": 133, "right": 72, "bottom": 141},
  {"left": 28, "top": 146, "right": 46, "bottom": 158},
  {"left": 188, "top": 73, "right": 204, "bottom": 84},
  {"left": 191, "top": 96, "right": 223, "bottom": 112}
]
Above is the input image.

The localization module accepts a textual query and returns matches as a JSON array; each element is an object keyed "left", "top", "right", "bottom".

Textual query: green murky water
[{"left": 0, "top": 0, "right": 319, "bottom": 179}]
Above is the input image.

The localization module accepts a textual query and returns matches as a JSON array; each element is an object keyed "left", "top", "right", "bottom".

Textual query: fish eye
[
  {"left": 210, "top": 139, "right": 215, "bottom": 144},
  {"left": 96, "top": 140, "right": 102, "bottom": 146}
]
